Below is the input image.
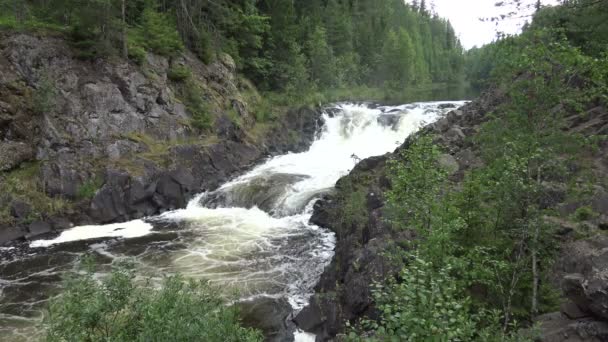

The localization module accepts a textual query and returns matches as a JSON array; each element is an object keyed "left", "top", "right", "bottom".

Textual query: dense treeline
[
  {"left": 465, "top": 0, "right": 608, "bottom": 89},
  {"left": 0, "top": 0, "right": 464, "bottom": 93},
  {"left": 347, "top": 1, "right": 608, "bottom": 340}
]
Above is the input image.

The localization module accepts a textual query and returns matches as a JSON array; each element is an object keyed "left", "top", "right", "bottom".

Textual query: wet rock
[
  {"left": 156, "top": 174, "right": 185, "bottom": 209},
  {"left": 0, "top": 142, "right": 34, "bottom": 171},
  {"left": 0, "top": 228, "right": 26, "bottom": 245},
  {"left": 239, "top": 297, "right": 295, "bottom": 342},
  {"left": 26, "top": 221, "right": 52, "bottom": 239},
  {"left": 206, "top": 173, "right": 308, "bottom": 212},
  {"left": 377, "top": 113, "right": 401, "bottom": 130},
  {"left": 438, "top": 103, "right": 457, "bottom": 109},
  {"left": 294, "top": 295, "right": 339, "bottom": 341}
]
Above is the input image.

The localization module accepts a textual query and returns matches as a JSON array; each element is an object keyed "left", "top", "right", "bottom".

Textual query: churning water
[{"left": 0, "top": 101, "right": 465, "bottom": 340}]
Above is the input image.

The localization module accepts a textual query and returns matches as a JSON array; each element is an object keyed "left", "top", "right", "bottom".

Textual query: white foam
[
  {"left": 294, "top": 329, "right": 316, "bottom": 342},
  {"left": 29, "top": 220, "right": 154, "bottom": 248}
]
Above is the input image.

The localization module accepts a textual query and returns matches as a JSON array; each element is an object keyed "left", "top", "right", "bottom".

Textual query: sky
[{"left": 423, "top": 0, "right": 559, "bottom": 49}]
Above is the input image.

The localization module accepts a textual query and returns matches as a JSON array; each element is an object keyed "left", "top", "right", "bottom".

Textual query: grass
[
  {"left": 0, "top": 15, "right": 67, "bottom": 35},
  {"left": 0, "top": 162, "right": 72, "bottom": 224},
  {"left": 76, "top": 177, "right": 103, "bottom": 200},
  {"left": 112, "top": 132, "right": 220, "bottom": 174}
]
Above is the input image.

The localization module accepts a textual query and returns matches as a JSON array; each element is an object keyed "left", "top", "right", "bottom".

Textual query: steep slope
[
  {"left": 295, "top": 89, "right": 608, "bottom": 341},
  {"left": 0, "top": 32, "right": 322, "bottom": 244}
]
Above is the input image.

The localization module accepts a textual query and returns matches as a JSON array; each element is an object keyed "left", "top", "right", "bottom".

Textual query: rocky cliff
[
  {"left": 0, "top": 32, "right": 322, "bottom": 244},
  {"left": 294, "top": 90, "right": 608, "bottom": 341}
]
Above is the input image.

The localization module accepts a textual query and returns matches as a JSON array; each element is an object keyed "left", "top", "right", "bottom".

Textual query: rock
[
  {"left": 0, "top": 227, "right": 26, "bottom": 245},
  {"left": 554, "top": 236, "right": 608, "bottom": 321},
  {"left": 294, "top": 295, "right": 339, "bottom": 341},
  {"left": 156, "top": 174, "right": 185, "bottom": 209},
  {"left": 0, "top": 142, "right": 34, "bottom": 171},
  {"left": 540, "top": 183, "right": 568, "bottom": 210},
  {"left": 438, "top": 153, "right": 459, "bottom": 175},
  {"left": 10, "top": 200, "right": 31, "bottom": 219},
  {"left": 26, "top": 221, "right": 52, "bottom": 239},
  {"left": 454, "top": 148, "right": 481, "bottom": 170},
  {"left": 561, "top": 301, "right": 589, "bottom": 320},
  {"left": 49, "top": 217, "right": 72, "bottom": 231},
  {"left": 377, "top": 114, "right": 401, "bottom": 129},
  {"left": 535, "top": 312, "right": 608, "bottom": 342},
  {"left": 438, "top": 103, "right": 457, "bottom": 109},
  {"left": 445, "top": 126, "right": 466, "bottom": 142},
  {"left": 432, "top": 117, "right": 450, "bottom": 132},
  {"left": 214, "top": 114, "right": 242, "bottom": 141},
  {"left": 238, "top": 297, "right": 295, "bottom": 342}
]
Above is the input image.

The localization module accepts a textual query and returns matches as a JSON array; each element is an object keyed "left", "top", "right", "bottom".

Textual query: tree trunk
[{"left": 122, "top": 0, "right": 128, "bottom": 59}]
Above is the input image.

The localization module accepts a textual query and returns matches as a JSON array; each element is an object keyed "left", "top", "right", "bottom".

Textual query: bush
[
  {"left": 168, "top": 65, "right": 192, "bottom": 82},
  {"left": 348, "top": 256, "right": 482, "bottom": 341},
  {"left": 128, "top": 44, "right": 147, "bottom": 65},
  {"left": 179, "top": 79, "right": 213, "bottom": 130},
  {"left": 76, "top": 178, "right": 103, "bottom": 200},
  {"left": 45, "top": 262, "right": 262, "bottom": 342},
  {"left": 573, "top": 205, "right": 597, "bottom": 222}
]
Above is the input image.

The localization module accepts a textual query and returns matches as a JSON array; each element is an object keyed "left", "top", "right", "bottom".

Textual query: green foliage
[
  {"left": 176, "top": 79, "right": 213, "bottom": 131},
  {"left": 137, "top": 7, "right": 183, "bottom": 57},
  {"left": 76, "top": 178, "right": 102, "bottom": 200},
  {"left": 45, "top": 261, "right": 262, "bottom": 342},
  {"left": 32, "top": 73, "right": 57, "bottom": 115},
  {"left": 0, "top": 162, "right": 71, "bottom": 223},
  {"left": 363, "top": 256, "right": 480, "bottom": 341},
  {"left": 167, "top": 64, "right": 192, "bottom": 82},
  {"left": 0, "top": 0, "right": 465, "bottom": 95},
  {"left": 127, "top": 42, "right": 147, "bottom": 65},
  {"left": 387, "top": 135, "right": 447, "bottom": 233},
  {"left": 572, "top": 205, "right": 598, "bottom": 222}
]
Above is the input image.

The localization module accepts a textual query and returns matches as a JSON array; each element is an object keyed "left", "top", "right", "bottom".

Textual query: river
[{"left": 0, "top": 101, "right": 466, "bottom": 341}]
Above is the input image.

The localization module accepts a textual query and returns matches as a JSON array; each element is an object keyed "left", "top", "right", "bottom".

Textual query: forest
[
  {"left": 0, "top": 0, "right": 464, "bottom": 96},
  {"left": 0, "top": 0, "right": 607, "bottom": 341}
]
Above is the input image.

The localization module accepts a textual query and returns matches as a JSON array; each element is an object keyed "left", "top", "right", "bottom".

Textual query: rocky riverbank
[
  {"left": 0, "top": 32, "right": 323, "bottom": 245},
  {"left": 295, "top": 90, "right": 608, "bottom": 341}
]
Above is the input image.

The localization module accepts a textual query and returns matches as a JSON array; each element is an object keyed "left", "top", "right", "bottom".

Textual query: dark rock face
[
  {"left": 535, "top": 312, "right": 608, "bottom": 342},
  {"left": 238, "top": 297, "right": 296, "bottom": 342},
  {"left": 0, "top": 32, "right": 324, "bottom": 241},
  {"left": 0, "top": 142, "right": 34, "bottom": 171},
  {"left": 551, "top": 236, "right": 608, "bottom": 324}
]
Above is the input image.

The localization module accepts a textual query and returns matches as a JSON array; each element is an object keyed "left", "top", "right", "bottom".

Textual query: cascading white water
[{"left": 1, "top": 101, "right": 466, "bottom": 341}]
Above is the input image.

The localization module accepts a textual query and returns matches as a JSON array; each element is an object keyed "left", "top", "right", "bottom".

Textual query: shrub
[
  {"left": 180, "top": 79, "right": 212, "bottom": 130},
  {"left": 573, "top": 205, "right": 597, "bottom": 221},
  {"left": 348, "top": 256, "right": 481, "bottom": 341},
  {"left": 128, "top": 44, "right": 147, "bottom": 65},
  {"left": 45, "top": 262, "right": 262, "bottom": 342},
  {"left": 168, "top": 65, "right": 191, "bottom": 82},
  {"left": 76, "top": 178, "right": 103, "bottom": 200}
]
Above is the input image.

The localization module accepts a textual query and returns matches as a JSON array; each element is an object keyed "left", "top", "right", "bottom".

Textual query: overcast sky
[{"left": 423, "top": 0, "right": 559, "bottom": 49}]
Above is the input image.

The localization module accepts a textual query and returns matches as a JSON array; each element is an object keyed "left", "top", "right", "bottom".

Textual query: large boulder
[
  {"left": 0, "top": 142, "right": 34, "bottom": 171},
  {"left": 553, "top": 236, "right": 608, "bottom": 321}
]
